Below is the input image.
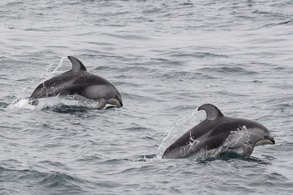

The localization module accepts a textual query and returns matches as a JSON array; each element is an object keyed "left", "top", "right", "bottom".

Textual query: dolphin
[
  {"left": 29, "top": 56, "right": 123, "bottom": 109},
  {"left": 162, "top": 104, "right": 275, "bottom": 158}
]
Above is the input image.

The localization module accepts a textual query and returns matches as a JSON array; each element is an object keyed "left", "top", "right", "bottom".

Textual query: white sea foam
[{"left": 8, "top": 96, "right": 99, "bottom": 111}]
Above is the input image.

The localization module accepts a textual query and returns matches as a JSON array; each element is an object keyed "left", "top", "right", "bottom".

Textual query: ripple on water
[
  {"left": 0, "top": 166, "right": 88, "bottom": 194},
  {"left": 198, "top": 65, "right": 259, "bottom": 76}
]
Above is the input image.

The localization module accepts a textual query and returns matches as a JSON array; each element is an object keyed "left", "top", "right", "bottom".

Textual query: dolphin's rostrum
[
  {"left": 162, "top": 104, "right": 275, "bottom": 158},
  {"left": 29, "top": 56, "right": 123, "bottom": 109}
]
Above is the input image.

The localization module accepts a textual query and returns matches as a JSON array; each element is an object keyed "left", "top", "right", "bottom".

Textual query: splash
[
  {"left": 156, "top": 108, "right": 202, "bottom": 158},
  {"left": 136, "top": 154, "right": 158, "bottom": 162},
  {"left": 217, "top": 126, "right": 251, "bottom": 153},
  {"left": 46, "top": 56, "right": 65, "bottom": 75},
  {"left": 197, "top": 126, "right": 251, "bottom": 160},
  {"left": 8, "top": 98, "right": 35, "bottom": 110},
  {"left": 8, "top": 96, "right": 100, "bottom": 111},
  {"left": 52, "top": 56, "right": 65, "bottom": 75}
]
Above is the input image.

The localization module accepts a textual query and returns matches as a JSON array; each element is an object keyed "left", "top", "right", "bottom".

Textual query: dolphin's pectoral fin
[
  {"left": 241, "top": 143, "right": 254, "bottom": 156},
  {"left": 98, "top": 98, "right": 107, "bottom": 109}
]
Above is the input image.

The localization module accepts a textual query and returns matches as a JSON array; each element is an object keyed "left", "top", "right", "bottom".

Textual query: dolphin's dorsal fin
[
  {"left": 68, "top": 56, "right": 87, "bottom": 71},
  {"left": 198, "top": 104, "right": 224, "bottom": 120}
]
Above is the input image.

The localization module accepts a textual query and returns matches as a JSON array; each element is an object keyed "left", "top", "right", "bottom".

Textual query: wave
[
  {"left": 198, "top": 65, "right": 258, "bottom": 76},
  {"left": 0, "top": 166, "right": 87, "bottom": 194}
]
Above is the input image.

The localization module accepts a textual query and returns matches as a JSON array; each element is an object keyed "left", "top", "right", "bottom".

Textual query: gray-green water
[{"left": 1, "top": 0, "right": 293, "bottom": 194}]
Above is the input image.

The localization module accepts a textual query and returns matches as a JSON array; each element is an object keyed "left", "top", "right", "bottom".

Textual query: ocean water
[{"left": 1, "top": 0, "right": 293, "bottom": 194}]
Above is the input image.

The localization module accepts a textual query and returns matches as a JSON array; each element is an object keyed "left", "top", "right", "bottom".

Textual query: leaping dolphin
[
  {"left": 162, "top": 104, "right": 275, "bottom": 158},
  {"left": 29, "top": 56, "right": 123, "bottom": 109}
]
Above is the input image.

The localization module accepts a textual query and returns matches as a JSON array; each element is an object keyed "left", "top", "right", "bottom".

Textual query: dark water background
[{"left": 1, "top": 0, "right": 293, "bottom": 194}]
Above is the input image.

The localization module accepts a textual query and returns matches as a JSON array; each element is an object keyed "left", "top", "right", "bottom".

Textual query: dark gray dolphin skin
[
  {"left": 29, "top": 56, "right": 123, "bottom": 109},
  {"left": 162, "top": 104, "right": 275, "bottom": 158}
]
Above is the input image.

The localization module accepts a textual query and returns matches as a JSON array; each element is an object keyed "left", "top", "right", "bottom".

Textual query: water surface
[{"left": 1, "top": 0, "right": 293, "bottom": 194}]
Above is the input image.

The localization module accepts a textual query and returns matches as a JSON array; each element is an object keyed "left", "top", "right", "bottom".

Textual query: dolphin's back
[
  {"left": 162, "top": 120, "right": 219, "bottom": 158},
  {"left": 30, "top": 70, "right": 121, "bottom": 101},
  {"left": 30, "top": 71, "right": 84, "bottom": 99}
]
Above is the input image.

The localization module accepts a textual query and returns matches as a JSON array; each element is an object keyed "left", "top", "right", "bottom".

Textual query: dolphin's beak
[
  {"left": 256, "top": 136, "right": 275, "bottom": 146},
  {"left": 107, "top": 98, "right": 123, "bottom": 108},
  {"left": 266, "top": 135, "right": 275, "bottom": 144},
  {"left": 269, "top": 137, "right": 275, "bottom": 144}
]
